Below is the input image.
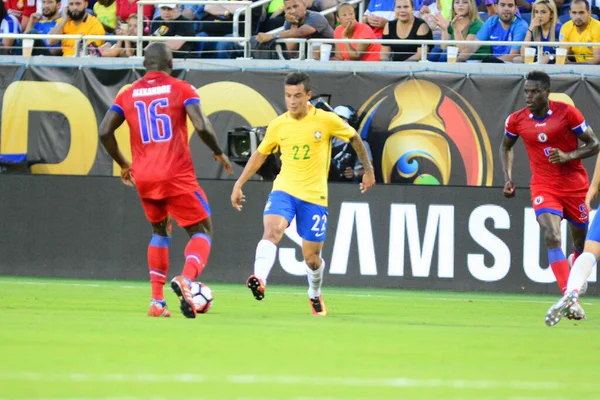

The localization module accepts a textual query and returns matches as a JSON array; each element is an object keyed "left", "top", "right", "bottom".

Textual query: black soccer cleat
[{"left": 246, "top": 275, "right": 265, "bottom": 301}]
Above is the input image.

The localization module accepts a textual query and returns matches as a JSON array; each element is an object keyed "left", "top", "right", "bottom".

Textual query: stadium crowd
[{"left": 0, "top": 0, "right": 599, "bottom": 61}]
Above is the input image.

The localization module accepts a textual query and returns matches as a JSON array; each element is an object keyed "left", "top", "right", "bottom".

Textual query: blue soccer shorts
[
  {"left": 263, "top": 190, "right": 328, "bottom": 242},
  {"left": 587, "top": 213, "right": 600, "bottom": 242}
]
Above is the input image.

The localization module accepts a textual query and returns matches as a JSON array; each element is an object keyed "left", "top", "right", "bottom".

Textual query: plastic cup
[
  {"left": 556, "top": 47, "right": 567, "bottom": 65},
  {"left": 22, "top": 39, "right": 34, "bottom": 57},
  {"left": 524, "top": 47, "right": 536, "bottom": 64},
  {"left": 320, "top": 43, "right": 332, "bottom": 62},
  {"left": 446, "top": 46, "right": 458, "bottom": 63},
  {"left": 310, "top": 42, "right": 321, "bottom": 60}
]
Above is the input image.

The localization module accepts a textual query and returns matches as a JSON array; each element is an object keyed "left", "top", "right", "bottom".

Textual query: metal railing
[
  {"left": 0, "top": 34, "right": 84, "bottom": 55},
  {"left": 0, "top": 0, "right": 369, "bottom": 59},
  {"left": 279, "top": 38, "right": 600, "bottom": 62},
  {"left": 2, "top": 25, "right": 598, "bottom": 63},
  {"left": 136, "top": 0, "right": 252, "bottom": 57}
]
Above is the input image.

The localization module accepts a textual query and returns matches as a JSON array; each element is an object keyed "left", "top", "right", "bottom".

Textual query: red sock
[
  {"left": 573, "top": 247, "right": 582, "bottom": 264},
  {"left": 148, "top": 235, "right": 171, "bottom": 301},
  {"left": 550, "top": 260, "right": 570, "bottom": 294},
  {"left": 182, "top": 233, "right": 211, "bottom": 281}
]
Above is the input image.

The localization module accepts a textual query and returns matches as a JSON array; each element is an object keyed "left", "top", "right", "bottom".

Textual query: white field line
[
  {"left": 0, "top": 372, "right": 593, "bottom": 391},
  {"left": 0, "top": 280, "right": 594, "bottom": 306},
  {"left": 0, "top": 396, "right": 573, "bottom": 400},
  {"left": 0, "top": 398, "right": 379, "bottom": 400}
]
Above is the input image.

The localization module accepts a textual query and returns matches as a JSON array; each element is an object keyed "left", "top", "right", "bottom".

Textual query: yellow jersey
[
  {"left": 93, "top": 1, "right": 117, "bottom": 30},
  {"left": 559, "top": 18, "right": 600, "bottom": 63},
  {"left": 58, "top": 14, "right": 105, "bottom": 57},
  {"left": 257, "top": 105, "right": 355, "bottom": 206}
]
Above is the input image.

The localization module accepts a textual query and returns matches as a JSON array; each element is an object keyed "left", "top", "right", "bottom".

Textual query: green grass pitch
[{"left": 0, "top": 277, "right": 598, "bottom": 399}]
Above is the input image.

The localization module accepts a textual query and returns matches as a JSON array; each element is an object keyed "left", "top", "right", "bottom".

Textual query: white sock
[
  {"left": 566, "top": 252, "right": 596, "bottom": 293},
  {"left": 254, "top": 239, "right": 277, "bottom": 284},
  {"left": 306, "top": 259, "right": 325, "bottom": 299}
]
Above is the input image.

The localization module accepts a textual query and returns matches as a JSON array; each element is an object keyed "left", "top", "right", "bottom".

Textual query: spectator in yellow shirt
[
  {"left": 559, "top": 0, "right": 600, "bottom": 63},
  {"left": 93, "top": 0, "right": 117, "bottom": 33},
  {"left": 47, "top": 0, "right": 105, "bottom": 56}
]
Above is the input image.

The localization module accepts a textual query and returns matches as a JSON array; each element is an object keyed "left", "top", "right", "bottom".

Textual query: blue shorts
[
  {"left": 587, "top": 213, "right": 600, "bottom": 242},
  {"left": 263, "top": 190, "right": 328, "bottom": 242}
]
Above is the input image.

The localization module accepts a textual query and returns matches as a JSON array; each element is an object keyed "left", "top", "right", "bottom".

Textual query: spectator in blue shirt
[
  {"left": 182, "top": 4, "right": 206, "bottom": 21},
  {"left": 23, "top": 0, "right": 62, "bottom": 55},
  {"left": 1, "top": 13, "right": 22, "bottom": 54},
  {"left": 362, "top": 0, "right": 397, "bottom": 37},
  {"left": 460, "top": 0, "right": 528, "bottom": 61}
]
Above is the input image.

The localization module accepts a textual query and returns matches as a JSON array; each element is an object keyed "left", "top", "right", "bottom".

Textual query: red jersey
[
  {"left": 504, "top": 100, "right": 589, "bottom": 193},
  {"left": 115, "top": 0, "right": 154, "bottom": 23},
  {"left": 3, "top": 0, "right": 35, "bottom": 21},
  {"left": 111, "top": 71, "right": 201, "bottom": 199}
]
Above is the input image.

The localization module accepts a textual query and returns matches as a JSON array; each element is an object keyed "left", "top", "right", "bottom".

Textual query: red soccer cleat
[
  {"left": 170, "top": 276, "right": 197, "bottom": 318},
  {"left": 147, "top": 300, "right": 171, "bottom": 318},
  {"left": 246, "top": 275, "right": 265, "bottom": 301},
  {"left": 309, "top": 296, "right": 328, "bottom": 316}
]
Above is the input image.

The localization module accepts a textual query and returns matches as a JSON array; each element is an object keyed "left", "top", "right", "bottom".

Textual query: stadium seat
[
  {"left": 559, "top": 1, "right": 571, "bottom": 16},
  {"left": 521, "top": 12, "right": 532, "bottom": 24}
]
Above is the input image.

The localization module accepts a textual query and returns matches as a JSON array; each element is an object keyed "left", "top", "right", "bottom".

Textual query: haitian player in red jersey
[
  {"left": 99, "top": 43, "right": 232, "bottom": 319},
  {"left": 501, "top": 70, "right": 599, "bottom": 296}
]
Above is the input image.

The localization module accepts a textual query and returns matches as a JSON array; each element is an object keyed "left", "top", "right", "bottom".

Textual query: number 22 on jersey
[
  {"left": 292, "top": 144, "right": 310, "bottom": 160},
  {"left": 134, "top": 98, "right": 173, "bottom": 144}
]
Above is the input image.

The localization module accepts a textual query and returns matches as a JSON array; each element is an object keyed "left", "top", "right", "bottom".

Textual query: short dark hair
[
  {"left": 144, "top": 42, "right": 173, "bottom": 72},
  {"left": 571, "top": 0, "right": 590, "bottom": 10},
  {"left": 396, "top": 0, "right": 415, "bottom": 7},
  {"left": 284, "top": 71, "right": 311, "bottom": 92},
  {"left": 336, "top": 1, "right": 354, "bottom": 14},
  {"left": 494, "top": 0, "right": 516, "bottom": 5},
  {"left": 526, "top": 70, "right": 551, "bottom": 90}
]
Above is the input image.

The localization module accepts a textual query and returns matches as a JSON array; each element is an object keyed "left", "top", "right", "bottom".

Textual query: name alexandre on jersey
[{"left": 132, "top": 85, "right": 172, "bottom": 97}]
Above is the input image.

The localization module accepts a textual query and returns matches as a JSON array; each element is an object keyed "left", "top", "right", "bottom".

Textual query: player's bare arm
[
  {"left": 586, "top": 152, "right": 600, "bottom": 210},
  {"left": 500, "top": 135, "right": 517, "bottom": 198},
  {"left": 349, "top": 132, "right": 375, "bottom": 194},
  {"left": 99, "top": 109, "right": 135, "bottom": 187},
  {"left": 185, "top": 103, "right": 233, "bottom": 175},
  {"left": 230, "top": 151, "right": 269, "bottom": 211},
  {"left": 548, "top": 127, "right": 600, "bottom": 164}
]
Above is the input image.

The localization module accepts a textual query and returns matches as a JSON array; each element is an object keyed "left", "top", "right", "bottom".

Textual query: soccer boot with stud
[
  {"left": 246, "top": 275, "right": 265, "bottom": 301},
  {"left": 170, "top": 276, "right": 197, "bottom": 319},
  {"left": 309, "top": 296, "right": 328, "bottom": 316},
  {"left": 545, "top": 291, "right": 579, "bottom": 327},
  {"left": 565, "top": 297, "right": 586, "bottom": 321},
  {"left": 147, "top": 299, "right": 171, "bottom": 318}
]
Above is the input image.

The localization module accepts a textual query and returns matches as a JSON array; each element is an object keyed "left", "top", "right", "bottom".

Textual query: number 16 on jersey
[{"left": 134, "top": 98, "right": 173, "bottom": 144}]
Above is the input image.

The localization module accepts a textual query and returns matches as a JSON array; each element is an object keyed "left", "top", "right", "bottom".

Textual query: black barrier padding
[{"left": 0, "top": 175, "right": 595, "bottom": 295}]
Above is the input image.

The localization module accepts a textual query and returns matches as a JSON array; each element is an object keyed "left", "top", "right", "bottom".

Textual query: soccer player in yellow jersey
[{"left": 230, "top": 71, "right": 375, "bottom": 316}]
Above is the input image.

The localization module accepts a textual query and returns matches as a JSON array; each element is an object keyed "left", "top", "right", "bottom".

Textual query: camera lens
[{"left": 230, "top": 135, "right": 251, "bottom": 157}]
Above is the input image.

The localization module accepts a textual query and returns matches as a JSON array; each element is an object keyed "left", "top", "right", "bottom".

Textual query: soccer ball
[{"left": 190, "top": 282, "right": 213, "bottom": 314}]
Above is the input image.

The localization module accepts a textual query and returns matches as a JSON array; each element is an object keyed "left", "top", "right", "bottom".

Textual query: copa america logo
[
  {"left": 538, "top": 133, "right": 548, "bottom": 143},
  {"left": 356, "top": 80, "right": 493, "bottom": 186}
]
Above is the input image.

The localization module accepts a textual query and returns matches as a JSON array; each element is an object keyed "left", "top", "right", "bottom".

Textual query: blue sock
[{"left": 151, "top": 299, "right": 167, "bottom": 307}]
